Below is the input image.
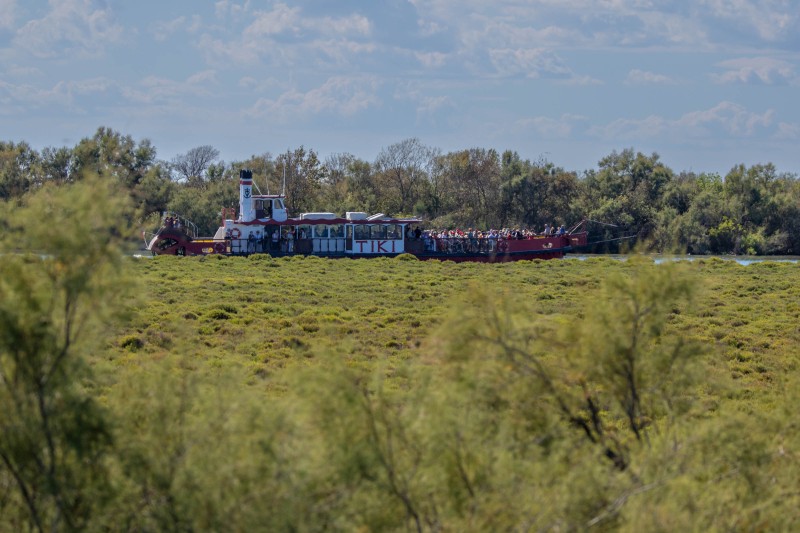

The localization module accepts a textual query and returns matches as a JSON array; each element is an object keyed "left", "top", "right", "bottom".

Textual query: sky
[{"left": 1, "top": 0, "right": 799, "bottom": 175}]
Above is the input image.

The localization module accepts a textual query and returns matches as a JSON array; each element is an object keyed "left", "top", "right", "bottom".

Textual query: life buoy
[
  {"left": 214, "top": 242, "right": 226, "bottom": 254},
  {"left": 230, "top": 228, "right": 241, "bottom": 239},
  {"left": 497, "top": 240, "right": 508, "bottom": 253}
]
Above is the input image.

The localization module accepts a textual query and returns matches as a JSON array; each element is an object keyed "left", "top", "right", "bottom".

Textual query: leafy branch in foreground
[{"left": 0, "top": 178, "right": 133, "bottom": 531}]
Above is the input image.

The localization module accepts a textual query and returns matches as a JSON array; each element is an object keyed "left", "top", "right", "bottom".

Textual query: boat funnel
[{"left": 239, "top": 169, "right": 255, "bottom": 222}]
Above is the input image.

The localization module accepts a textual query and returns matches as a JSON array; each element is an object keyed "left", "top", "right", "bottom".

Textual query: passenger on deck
[
  {"left": 287, "top": 228, "right": 295, "bottom": 253},
  {"left": 271, "top": 229, "right": 280, "bottom": 251}
]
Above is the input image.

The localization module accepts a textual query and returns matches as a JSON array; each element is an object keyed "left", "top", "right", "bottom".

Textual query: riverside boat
[{"left": 145, "top": 170, "right": 587, "bottom": 262}]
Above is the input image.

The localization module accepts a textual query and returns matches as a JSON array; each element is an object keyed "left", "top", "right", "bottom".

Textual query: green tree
[
  {"left": 170, "top": 145, "right": 220, "bottom": 189},
  {"left": 431, "top": 148, "right": 501, "bottom": 228},
  {"left": 72, "top": 127, "right": 157, "bottom": 188},
  {"left": 0, "top": 141, "right": 37, "bottom": 200},
  {"left": 168, "top": 176, "right": 238, "bottom": 235},
  {"left": 344, "top": 157, "right": 379, "bottom": 214},
  {"left": 33, "top": 146, "right": 74, "bottom": 187},
  {"left": 580, "top": 149, "right": 673, "bottom": 247},
  {"left": 0, "top": 178, "right": 133, "bottom": 531},
  {"left": 275, "top": 146, "right": 323, "bottom": 215},
  {"left": 374, "top": 138, "right": 435, "bottom": 215}
]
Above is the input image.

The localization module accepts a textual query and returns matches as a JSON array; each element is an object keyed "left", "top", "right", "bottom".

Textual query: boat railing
[
  {"left": 159, "top": 212, "right": 199, "bottom": 238},
  {"left": 428, "top": 236, "right": 501, "bottom": 254},
  {"left": 426, "top": 234, "right": 569, "bottom": 254}
]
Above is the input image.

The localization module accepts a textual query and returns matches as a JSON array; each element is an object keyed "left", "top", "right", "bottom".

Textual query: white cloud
[
  {"left": 241, "top": 4, "right": 369, "bottom": 39},
  {"left": 410, "top": 0, "right": 798, "bottom": 58},
  {"left": 702, "top": 0, "right": 796, "bottom": 41},
  {"left": 6, "top": 64, "right": 42, "bottom": 78},
  {"left": 239, "top": 76, "right": 258, "bottom": 89},
  {"left": 215, "top": 0, "right": 251, "bottom": 20},
  {"left": 415, "top": 51, "right": 447, "bottom": 68},
  {"left": 625, "top": 69, "right": 676, "bottom": 85},
  {"left": 307, "top": 14, "right": 371, "bottom": 36},
  {"left": 0, "top": 0, "right": 16, "bottom": 30},
  {"left": 197, "top": 33, "right": 261, "bottom": 66},
  {"left": 589, "top": 115, "right": 668, "bottom": 140},
  {"left": 680, "top": 101, "right": 774, "bottom": 135},
  {"left": 415, "top": 95, "right": 453, "bottom": 121},
  {"left": 0, "top": 77, "right": 113, "bottom": 111},
  {"left": 12, "top": 0, "right": 124, "bottom": 58},
  {"left": 488, "top": 48, "right": 571, "bottom": 78},
  {"left": 774, "top": 122, "right": 799, "bottom": 140},
  {"left": 198, "top": 4, "right": 373, "bottom": 67},
  {"left": 121, "top": 73, "right": 217, "bottom": 105},
  {"left": 187, "top": 70, "right": 218, "bottom": 85},
  {"left": 244, "top": 3, "right": 302, "bottom": 37},
  {"left": 249, "top": 76, "right": 380, "bottom": 120},
  {"left": 560, "top": 74, "right": 603, "bottom": 86},
  {"left": 313, "top": 39, "right": 376, "bottom": 64},
  {"left": 589, "top": 101, "right": 775, "bottom": 140},
  {"left": 517, "top": 115, "right": 585, "bottom": 139},
  {"left": 417, "top": 17, "right": 445, "bottom": 37},
  {"left": 152, "top": 15, "right": 203, "bottom": 42},
  {"left": 712, "top": 57, "right": 796, "bottom": 85}
]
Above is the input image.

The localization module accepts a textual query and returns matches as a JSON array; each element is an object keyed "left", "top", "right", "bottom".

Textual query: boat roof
[{"left": 235, "top": 216, "right": 421, "bottom": 226}]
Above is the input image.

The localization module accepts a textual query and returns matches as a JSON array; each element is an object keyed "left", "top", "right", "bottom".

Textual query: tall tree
[
  {"left": 34, "top": 146, "right": 74, "bottom": 187},
  {"left": 275, "top": 147, "right": 323, "bottom": 215},
  {"left": 171, "top": 145, "right": 220, "bottom": 188},
  {"left": 72, "top": 127, "right": 157, "bottom": 189},
  {"left": 374, "top": 138, "right": 435, "bottom": 214},
  {"left": 0, "top": 141, "right": 37, "bottom": 200},
  {"left": 320, "top": 152, "right": 356, "bottom": 212},
  {"left": 432, "top": 148, "right": 501, "bottom": 227},
  {"left": 579, "top": 149, "right": 673, "bottom": 248}
]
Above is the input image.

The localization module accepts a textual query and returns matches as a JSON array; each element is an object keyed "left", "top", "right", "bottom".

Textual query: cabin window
[
  {"left": 370, "top": 225, "right": 387, "bottom": 239},
  {"left": 329, "top": 224, "right": 344, "bottom": 238},
  {"left": 297, "top": 224, "right": 311, "bottom": 239},
  {"left": 354, "top": 225, "right": 369, "bottom": 240},
  {"left": 313, "top": 225, "right": 328, "bottom": 238},
  {"left": 385, "top": 224, "right": 401, "bottom": 239},
  {"left": 346, "top": 225, "right": 353, "bottom": 240}
]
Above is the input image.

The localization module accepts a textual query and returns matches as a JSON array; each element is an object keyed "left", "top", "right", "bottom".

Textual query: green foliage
[{"left": 0, "top": 178, "right": 133, "bottom": 531}]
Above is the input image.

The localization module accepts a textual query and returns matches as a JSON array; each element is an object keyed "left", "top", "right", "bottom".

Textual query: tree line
[{"left": 2, "top": 127, "right": 798, "bottom": 254}]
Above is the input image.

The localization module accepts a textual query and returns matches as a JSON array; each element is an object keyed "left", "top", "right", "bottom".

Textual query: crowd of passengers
[
  {"left": 417, "top": 224, "right": 567, "bottom": 253},
  {"left": 225, "top": 227, "right": 299, "bottom": 254}
]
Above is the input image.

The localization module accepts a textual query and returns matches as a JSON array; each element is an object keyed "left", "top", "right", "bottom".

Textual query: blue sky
[{"left": 1, "top": 0, "right": 798, "bottom": 174}]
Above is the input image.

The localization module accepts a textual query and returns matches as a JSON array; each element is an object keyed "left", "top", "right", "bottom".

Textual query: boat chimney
[{"left": 239, "top": 169, "right": 256, "bottom": 222}]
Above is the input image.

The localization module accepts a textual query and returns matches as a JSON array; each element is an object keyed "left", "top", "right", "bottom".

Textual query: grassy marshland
[
  {"left": 85, "top": 253, "right": 800, "bottom": 530},
  {"left": 115, "top": 254, "right": 800, "bottom": 396}
]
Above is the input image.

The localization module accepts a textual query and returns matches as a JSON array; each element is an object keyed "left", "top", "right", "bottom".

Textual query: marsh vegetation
[{"left": 2, "top": 180, "right": 800, "bottom": 531}]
